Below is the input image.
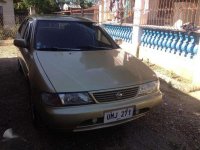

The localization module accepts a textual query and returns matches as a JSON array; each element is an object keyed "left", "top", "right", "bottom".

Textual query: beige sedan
[{"left": 14, "top": 15, "right": 162, "bottom": 131}]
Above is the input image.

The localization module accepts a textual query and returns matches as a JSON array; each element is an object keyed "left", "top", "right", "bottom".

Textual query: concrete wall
[
  {"left": 103, "top": 23, "right": 200, "bottom": 84},
  {"left": 139, "top": 45, "right": 195, "bottom": 81},
  {"left": 138, "top": 28, "right": 200, "bottom": 84},
  {"left": 102, "top": 0, "right": 200, "bottom": 85},
  {"left": 0, "top": 0, "right": 15, "bottom": 27}
]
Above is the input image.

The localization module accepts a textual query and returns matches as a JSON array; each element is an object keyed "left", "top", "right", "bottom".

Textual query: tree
[
  {"left": 79, "top": 0, "right": 93, "bottom": 9},
  {"left": 15, "top": 0, "right": 59, "bottom": 14},
  {"left": 79, "top": 0, "right": 86, "bottom": 9},
  {"left": 14, "top": 0, "right": 27, "bottom": 11}
]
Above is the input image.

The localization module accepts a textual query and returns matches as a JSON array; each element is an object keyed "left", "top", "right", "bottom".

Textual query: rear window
[{"left": 35, "top": 20, "right": 118, "bottom": 51}]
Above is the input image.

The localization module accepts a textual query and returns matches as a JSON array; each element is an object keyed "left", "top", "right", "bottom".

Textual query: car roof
[{"left": 29, "top": 15, "right": 96, "bottom": 23}]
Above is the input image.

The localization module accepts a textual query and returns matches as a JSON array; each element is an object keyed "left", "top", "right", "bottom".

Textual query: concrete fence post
[
  {"left": 193, "top": 39, "right": 200, "bottom": 85},
  {"left": 99, "top": 0, "right": 105, "bottom": 24},
  {"left": 132, "top": 0, "right": 149, "bottom": 57}
]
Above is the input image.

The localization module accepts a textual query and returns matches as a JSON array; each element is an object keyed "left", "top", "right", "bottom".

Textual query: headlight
[
  {"left": 138, "top": 81, "right": 160, "bottom": 96},
  {"left": 42, "top": 92, "right": 94, "bottom": 106}
]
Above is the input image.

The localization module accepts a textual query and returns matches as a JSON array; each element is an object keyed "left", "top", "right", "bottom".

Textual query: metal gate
[{"left": 142, "top": 0, "right": 200, "bottom": 29}]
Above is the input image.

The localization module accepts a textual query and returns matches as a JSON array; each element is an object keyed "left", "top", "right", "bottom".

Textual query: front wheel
[{"left": 30, "top": 89, "right": 45, "bottom": 130}]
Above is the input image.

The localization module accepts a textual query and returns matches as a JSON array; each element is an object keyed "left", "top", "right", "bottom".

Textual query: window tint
[{"left": 35, "top": 21, "right": 118, "bottom": 51}]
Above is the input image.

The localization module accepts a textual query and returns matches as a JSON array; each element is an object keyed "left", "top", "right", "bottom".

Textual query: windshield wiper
[
  {"left": 77, "top": 45, "right": 112, "bottom": 50},
  {"left": 37, "top": 47, "right": 81, "bottom": 51}
]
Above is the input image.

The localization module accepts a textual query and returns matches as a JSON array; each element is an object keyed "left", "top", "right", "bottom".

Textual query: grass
[{"left": 144, "top": 61, "right": 192, "bottom": 84}]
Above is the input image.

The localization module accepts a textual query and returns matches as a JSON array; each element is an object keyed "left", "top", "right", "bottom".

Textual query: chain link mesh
[{"left": 0, "top": 14, "right": 26, "bottom": 40}]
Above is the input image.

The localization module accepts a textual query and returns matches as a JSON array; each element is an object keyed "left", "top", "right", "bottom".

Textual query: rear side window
[{"left": 34, "top": 20, "right": 118, "bottom": 51}]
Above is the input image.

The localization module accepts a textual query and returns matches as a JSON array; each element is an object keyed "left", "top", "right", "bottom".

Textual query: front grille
[{"left": 92, "top": 87, "right": 139, "bottom": 103}]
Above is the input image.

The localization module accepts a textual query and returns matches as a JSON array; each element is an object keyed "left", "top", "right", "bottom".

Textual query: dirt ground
[{"left": 0, "top": 45, "right": 200, "bottom": 150}]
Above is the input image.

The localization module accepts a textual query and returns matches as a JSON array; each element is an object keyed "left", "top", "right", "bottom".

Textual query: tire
[{"left": 30, "top": 89, "right": 45, "bottom": 130}]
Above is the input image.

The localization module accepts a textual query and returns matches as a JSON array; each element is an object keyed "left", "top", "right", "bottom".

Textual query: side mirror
[
  {"left": 115, "top": 39, "right": 123, "bottom": 45},
  {"left": 14, "top": 39, "right": 27, "bottom": 48}
]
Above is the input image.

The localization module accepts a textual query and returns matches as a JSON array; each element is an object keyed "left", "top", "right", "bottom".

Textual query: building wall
[{"left": 0, "top": 0, "right": 15, "bottom": 27}]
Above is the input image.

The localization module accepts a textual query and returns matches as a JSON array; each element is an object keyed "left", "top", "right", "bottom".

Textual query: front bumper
[{"left": 40, "top": 91, "right": 162, "bottom": 131}]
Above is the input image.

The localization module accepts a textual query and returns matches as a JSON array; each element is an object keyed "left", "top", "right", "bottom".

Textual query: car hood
[{"left": 36, "top": 49, "right": 157, "bottom": 92}]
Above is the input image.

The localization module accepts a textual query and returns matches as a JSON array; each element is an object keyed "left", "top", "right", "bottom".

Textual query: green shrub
[{"left": 0, "top": 25, "right": 20, "bottom": 40}]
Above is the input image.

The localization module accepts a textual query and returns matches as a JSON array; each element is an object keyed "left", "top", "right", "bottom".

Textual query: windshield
[{"left": 35, "top": 20, "right": 119, "bottom": 51}]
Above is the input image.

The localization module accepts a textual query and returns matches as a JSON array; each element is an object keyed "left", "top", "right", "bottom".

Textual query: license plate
[{"left": 104, "top": 107, "right": 134, "bottom": 123}]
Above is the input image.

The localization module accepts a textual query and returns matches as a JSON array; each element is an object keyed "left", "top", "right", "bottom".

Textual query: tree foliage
[
  {"left": 79, "top": 0, "right": 93, "bottom": 9},
  {"left": 14, "top": 0, "right": 94, "bottom": 13},
  {"left": 14, "top": 0, "right": 59, "bottom": 14}
]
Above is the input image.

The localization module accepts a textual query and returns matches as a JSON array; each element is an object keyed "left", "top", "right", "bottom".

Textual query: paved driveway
[{"left": 0, "top": 46, "right": 200, "bottom": 150}]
